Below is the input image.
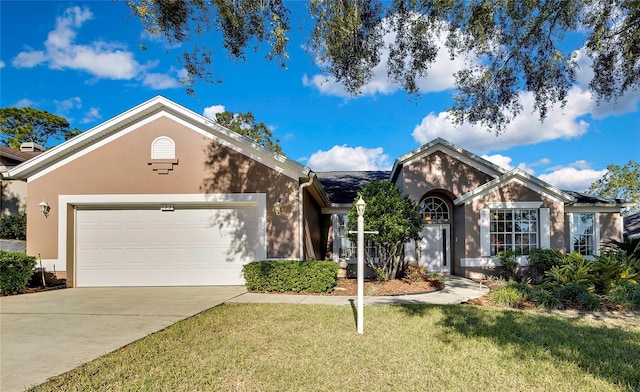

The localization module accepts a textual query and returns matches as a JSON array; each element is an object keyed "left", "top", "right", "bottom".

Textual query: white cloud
[
  {"left": 0, "top": 60, "right": 4, "bottom": 68},
  {"left": 12, "top": 50, "right": 47, "bottom": 68},
  {"left": 11, "top": 5, "right": 178, "bottom": 87},
  {"left": 481, "top": 154, "right": 537, "bottom": 175},
  {"left": 306, "top": 145, "right": 391, "bottom": 171},
  {"left": 13, "top": 98, "right": 35, "bottom": 108},
  {"left": 302, "top": 23, "right": 466, "bottom": 98},
  {"left": 142, "top": 72, "right": 180, "bottom": 89},
  {"left": 539, "top": 166, "right": 607, "bottom": 192},
  {"left": 203, "top": 105, "right": 226, "bottom": 120},
  {"left": 81, "top": 107, "right": 101, "bottom": 124},
  {"left": 412, "top": 87, "right": 592, "bottom": 153},
  {"left": 54, "top": 96, "right": 82, "bottom": 113},
  {"left": 13, "top": 6, "right": 142, "bottom": 79}
]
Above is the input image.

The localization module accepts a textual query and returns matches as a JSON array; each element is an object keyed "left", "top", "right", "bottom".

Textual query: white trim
[
  {"left": 390, "top": 138, "right": 506, "bottom": 182},
  {"left": 151, "top": 136, "right": 175, "bottom": 159},
  {"left": 568, "top": 212, "right": 600, "bottom": 256},
  {"left": 461, "top": 257, "right": 496, "bottom": 268},
  {"left": 28, "top": 111, "right": 303, "bottom": 182},
  {"left": 540, "top": 208, "right": 550, "bottom": 249},
  {"left": 480, "top": 209, "right": 490, "bottom": 257},
  {"left": 39, "top": 259, "right": 59, "bottom": 273},
  {"left": 454, "top": 169, "right": 574, "bottom": 206},
  {"left": 461, "top": 255, "right": 529, "bottom": 267},
  {"left": 55, "top": 193, "right": 267, "bottom": 274},
  {"left": 9, "top": 96, "right": 311, "bottom": 181},
  {"left": 487, "top": 201, "right": 543, "bottom": 209}
]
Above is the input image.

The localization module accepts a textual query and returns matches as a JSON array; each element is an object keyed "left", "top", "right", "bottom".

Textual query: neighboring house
[
  {"left": 1, "top": 144, "right": 44, "bottom": 215},
  {"left": 624, "top": 213, "right": 640, "bottom": 239},
  {"left": 7, "top": 96, "right": 628, "bottom": 286}
]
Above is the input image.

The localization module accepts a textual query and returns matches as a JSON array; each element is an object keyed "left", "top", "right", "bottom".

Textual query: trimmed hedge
[
  {"left": 0, "top": 212, "right": 27, "bottom": 240},
  {"left": 0, "top": 250, "right": 36, "bottom": 295},
  {"left": 242, "top": 260, "right": 339, "bottom": 293}
]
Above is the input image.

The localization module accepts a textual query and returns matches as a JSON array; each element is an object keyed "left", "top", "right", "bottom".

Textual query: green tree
[
  {"left": 215, "top": 111, "right": 284, "bottom": 155},
  {"left": 346, "top": 180, "right": 423, "bottom": 280},
  {"left": 588, "top": 160, "right": 640, "bottom": 215},
  {"left": 0, "top": 107, "right": 81, "bottom": 149},
  {"left": 127, "top": 0, "right": 639, "bottom": 132}
]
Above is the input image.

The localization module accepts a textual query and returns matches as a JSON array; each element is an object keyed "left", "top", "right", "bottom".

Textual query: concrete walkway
[{"left": 227, "top": 275, "right": 490, "bottom": 306}]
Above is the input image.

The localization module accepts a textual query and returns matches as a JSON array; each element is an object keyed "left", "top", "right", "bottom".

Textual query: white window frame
[
  {"left": 568, "top": 211, "right": 600, "bottom": 257},
  {"left": 480, "top": 202, "right": 550, "bottom": 259}
]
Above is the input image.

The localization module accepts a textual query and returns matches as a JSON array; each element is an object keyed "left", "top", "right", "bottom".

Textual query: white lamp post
[{"left": 355, "top": 196, "right": 366, "bottom": 335}]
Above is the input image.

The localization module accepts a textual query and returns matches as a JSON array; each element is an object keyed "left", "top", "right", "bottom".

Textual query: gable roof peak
[{"left": 390, "top": 137, "right": 506, "bottom": 182}]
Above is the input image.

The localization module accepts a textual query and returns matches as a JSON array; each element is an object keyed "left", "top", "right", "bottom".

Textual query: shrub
[
  {"left": 607, "top": 282, "right": 640, "bottom": 310},
  {"left": 576, "top": 290, "right": 602, "bottom": 311},
  {"left": 0, "top": 250, "right": 36, "bottom": 294},
  {"left": 0, "top": 212, "right": 27, "bottom": 240},
  {"left": 490, "top": 285, "right": 526, "bottom": 307},
  {"left": 545, "top": 252, "right": 594, "bottom": 288},
  {"left": 554, "top": 283, "right": 601, "bottom": 310},
  {"left": 592, "top": 251, "right": 639, "bottom": 294},
  {"left": 529, "top": 287, "right": 562, "bottom": 309},
  {"left": 497, "top": 250, "right": 519, "bottom": 280},
  {"left": 528, "top": 248, "right": 563, "bottom": 284},
  {"left": 242, "top": 260, "right": 338, "bottom": 293},
  {"left": 402, "top": 265, "right": 429, "bottom": 284}
]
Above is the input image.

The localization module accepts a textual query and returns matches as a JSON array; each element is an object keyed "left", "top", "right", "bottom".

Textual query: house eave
[
  {"left": 7, "top": 96, "right": 311, "bottom": 181},
  {"left": 454, "top": 168, "right": 575, "bottom": 206}
]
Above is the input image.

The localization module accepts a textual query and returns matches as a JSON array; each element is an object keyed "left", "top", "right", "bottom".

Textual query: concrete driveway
[{"left": 0, "top": 286, "right": 246, "bottom": 392}]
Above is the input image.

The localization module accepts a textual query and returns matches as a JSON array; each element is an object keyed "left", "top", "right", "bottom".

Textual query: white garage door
[{"left": 76, "top": 206, "right": 260, "bottom": 287}]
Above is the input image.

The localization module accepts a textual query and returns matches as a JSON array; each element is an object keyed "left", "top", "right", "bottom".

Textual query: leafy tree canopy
[
  {"left": 127, "top": 0, "right": 639, "bottom": 132},
  {"left": 588, "top": 160, "right": 640, "bottom": 215},
  {"left": 214, "top": 111, "right": 284, "bottom": 155},
  {"left": 0, "top": 107, "right": 81, "bottom": 149},
  {"left": 347, "top": 180, "right": 423, "bottom": 280}
]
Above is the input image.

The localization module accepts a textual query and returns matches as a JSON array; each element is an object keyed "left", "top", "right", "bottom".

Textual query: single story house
[{"left": 7, "top": 96, "right": 628, "bottom": 286}]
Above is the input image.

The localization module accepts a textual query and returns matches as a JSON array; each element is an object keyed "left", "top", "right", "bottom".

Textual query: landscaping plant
[
  {"left": 0, "top": 250, "right": 36, "bottom": 295},
  {"left": 346, "top": 181, "right": 423, "bottom": 280},
  {"left": 242, "top": 260, "right": 338, "bottom": 293}
]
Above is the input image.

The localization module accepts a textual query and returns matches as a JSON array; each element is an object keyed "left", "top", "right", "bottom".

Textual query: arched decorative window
[
  {"left": 419, "top": 196, "right": 449, "bottom": 222},
  {"left": 151, "top": 136, "right": 175, "bottom": 160}
]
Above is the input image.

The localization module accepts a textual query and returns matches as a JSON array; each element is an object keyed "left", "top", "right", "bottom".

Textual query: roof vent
[{"left": 20, "top": 142, "right": 45, "bottom": 152}]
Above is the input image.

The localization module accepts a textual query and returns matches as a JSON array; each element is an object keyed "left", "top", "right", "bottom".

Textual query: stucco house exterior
[{"left": 7, "top": 96, "right": 627, "bottom": 286}]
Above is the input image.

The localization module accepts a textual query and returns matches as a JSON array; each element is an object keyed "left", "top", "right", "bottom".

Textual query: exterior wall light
[
  {"left": 39, "top": 200, "right": 50, "bottom": 218},
  {"left": 273, "top": 199, "right": 282, "bottom": 216}
]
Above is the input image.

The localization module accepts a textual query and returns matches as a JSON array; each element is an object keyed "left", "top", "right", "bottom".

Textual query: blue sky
[{"left": 1, "top": 1, "right": 638, "bottom": 192}]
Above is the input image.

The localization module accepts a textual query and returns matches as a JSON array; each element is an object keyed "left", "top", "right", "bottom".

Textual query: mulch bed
[{"left": 328, "top": 278, "right": 445, "bottom": 296}]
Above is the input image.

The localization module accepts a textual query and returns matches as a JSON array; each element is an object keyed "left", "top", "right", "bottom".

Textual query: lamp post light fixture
[
  {"left": 39, "top": 200, "right": 50, "bottom": 218},
  {"left": 273, "top": 199, "right": 282, "bottom": 216},
  {"left": 356, "top": 196, "right": 365, "bottom": 335},
  {"left": 349, "top": 196, "right": 378, "bottom": 335}
]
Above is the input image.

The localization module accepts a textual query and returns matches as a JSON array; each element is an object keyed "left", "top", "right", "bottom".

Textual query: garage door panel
[{"left": 76, "top": 206, "right": 259, "bottom": 286}]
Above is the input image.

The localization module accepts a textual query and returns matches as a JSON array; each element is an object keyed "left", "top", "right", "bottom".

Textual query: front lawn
[{"left": 31, "top": 304, "right": 639, "bottom": 391}]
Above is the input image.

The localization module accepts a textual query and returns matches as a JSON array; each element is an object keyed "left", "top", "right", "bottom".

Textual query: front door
[{"left": 418, "top": 224, "right": 451, "bottom": 274}]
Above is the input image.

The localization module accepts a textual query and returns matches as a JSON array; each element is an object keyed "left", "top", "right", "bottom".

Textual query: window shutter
[
  {"left": 480, "top": 208, "right": 490, "bottom": 257},
  {"left": 540, "top": 208, "right": 550, "bottom": 249}
]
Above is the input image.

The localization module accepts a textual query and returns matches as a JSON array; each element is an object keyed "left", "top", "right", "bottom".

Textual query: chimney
[{"left": 20, "top": 142, "right": 45, "bottom": 152}]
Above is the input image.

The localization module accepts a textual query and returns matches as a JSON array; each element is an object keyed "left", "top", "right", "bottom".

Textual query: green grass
[{"left": 30, "top": 304, "right": 640, "bottom": 392}]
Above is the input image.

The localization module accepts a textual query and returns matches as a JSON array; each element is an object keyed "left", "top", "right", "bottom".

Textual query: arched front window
[
  {"left": 419, "top": 196, "right": 449, "bottom": 222},
  {"left": 151, "top": 136, "right": 175, "bottom": 160}
]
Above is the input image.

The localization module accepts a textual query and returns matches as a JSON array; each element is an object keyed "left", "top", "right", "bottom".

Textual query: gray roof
[
  {"left": 316, "top": 171, "right": 390, "bottom": 204},
  {"left": 624, "top": 213, "right": 640, "bottom": 239},
  {"left": 564, "top": 190, "right": 626, "bottom": 205}
]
